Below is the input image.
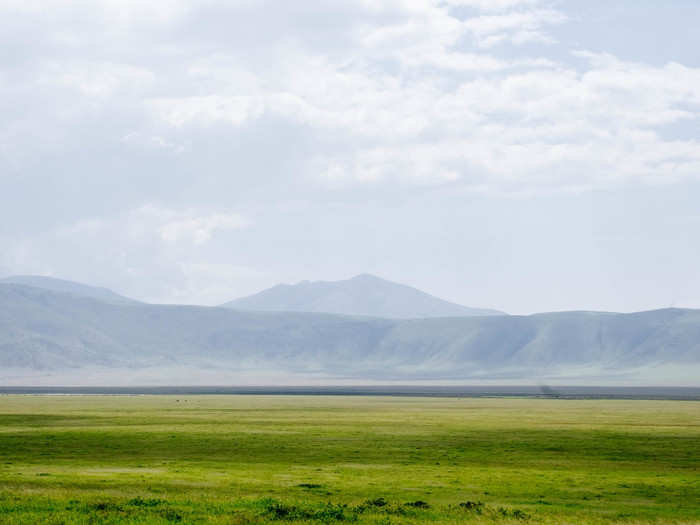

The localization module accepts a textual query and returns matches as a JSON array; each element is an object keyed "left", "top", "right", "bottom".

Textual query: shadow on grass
[{"left": 1, "top": 426, "right": 697, "bottom": 472}]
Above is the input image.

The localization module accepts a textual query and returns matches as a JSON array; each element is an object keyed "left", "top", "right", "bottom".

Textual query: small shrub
[
  {"left": 459, "top": 501, "right": 484, "bottom": 513},
  {"left": 511, "top": 509, "right": 531, "bottom": 520},
  {"left": 404, "top": 500, "right": 429, "bottom": 509},
  {"left": 266, "top": 502, "right": 296, "bottom": 519},
  {"left": 314, "top": 503, "right": 350, "bottom": 521},
  {"left": 497, "top": 507, "right": 530, "bottom": 520},
  {"left": 264, "top": 501, "right": 353, "bottom": 522},
  {"left": 127, "top": 497, "right": 165, "bottom": 507},
  {"left": 89, "top": 502, "right": 124, "bottom": 512}
]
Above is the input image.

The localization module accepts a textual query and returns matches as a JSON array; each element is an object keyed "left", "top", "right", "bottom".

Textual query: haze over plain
[{"left": 2, "top": 275, "right": 698, "bottom": 386}]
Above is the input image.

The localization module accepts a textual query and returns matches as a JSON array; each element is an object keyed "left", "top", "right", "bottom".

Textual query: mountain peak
[
  {"left": 222, "top": 275, "right": 504, "bottom": 318},
  {"left": 350, "top": 273, "right": 381, "bottom": 280},
  {"left": 348, "top": 273, "right": 388, "bottom": 284}
]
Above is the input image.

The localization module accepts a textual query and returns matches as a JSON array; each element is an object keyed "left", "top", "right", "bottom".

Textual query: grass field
[{"left": 0, "top": 395, "right": 698, "bottom": 524}]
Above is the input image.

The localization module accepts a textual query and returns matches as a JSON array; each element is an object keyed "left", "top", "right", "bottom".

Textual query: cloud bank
[{"left": 1, "top": 0, "right": 699, "bottom": 311}]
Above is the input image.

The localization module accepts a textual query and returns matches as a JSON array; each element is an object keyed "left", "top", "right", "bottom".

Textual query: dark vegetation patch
[
  {"left": 90, "top": 501, "right": 124, "bottom": 511},
  {"left": 459, "top": 500, "right": 484, "bottom": 512},
  {"left": 456, "top": 501, "right": 530, "bottom": 521},
  {"left": 403, "top": 500, "right": 429, "bottom": 508},
  {"left": 496, "top": 507, "right": 530, "bottom": 520},
  {"left": 127, "top": 496, "right": 166, "bottom": 507},
  {"left": 257, "top": 496, "right": 447, "bottom": 522},
  {"left": 263, "top": 500, "right": 354, "bottom": 521}
]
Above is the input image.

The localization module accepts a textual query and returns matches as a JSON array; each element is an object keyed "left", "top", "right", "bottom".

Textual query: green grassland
[{"left": 0, "top": 395, "right": 698, "bottom": 524}]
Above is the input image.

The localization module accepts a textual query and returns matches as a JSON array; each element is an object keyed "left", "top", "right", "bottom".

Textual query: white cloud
[
  {"left": 119, "top": 205, "right": 249, "bottom": 246},
  {"left": 120, "top": 131, "right": 184, "bottom": 152},
  {"left": 159, "top": 211, "right": 249, "bottom": 245},
  {"left": 2, "top": 0, "right": 699, "bottom": 193},
  {"left": 464, "top": 8, "right": 566, "bottom": 48},
  {"left": 38, "top": 61, "right": 155, "bottom": 97},
  {"left": 51, "top": 205, "right": 249, "bottom": 248},
  {"left": 149, "top": 96, "right": 265, "bottom": 128},
  {"left": 445, "top": 0, "right": 545, "bottom": 10},
  {"left": 0, "top": 0, "right": 194, "bottom": 23}
]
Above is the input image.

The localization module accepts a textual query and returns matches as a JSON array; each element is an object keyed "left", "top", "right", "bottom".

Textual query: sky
[{"left": 1, "top": 0, "right": 699, "bottom": 314}]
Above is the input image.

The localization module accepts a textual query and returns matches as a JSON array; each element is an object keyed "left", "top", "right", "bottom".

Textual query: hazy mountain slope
[
  {"left": 223, "top": 274, "right": 503, "bottom": 318},
  {"left": 0, "top": 275, "right": 139, "bottom": 305},
  {"left": 0, "top": 284, "right": 393, "bottom": 370},
  {"left": 2, "top": 283, "right": 699, "bottom": 385},
  {"left": 0, "top": 284, "right": 132, "bottom": 369},
  {"left": 375, "top": 309, "right": 700, "bottom": 377}
]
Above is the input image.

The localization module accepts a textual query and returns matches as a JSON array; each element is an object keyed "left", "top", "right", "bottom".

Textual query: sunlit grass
[{"left": 0, "top": 395, "right": 698, "bottom": 523}]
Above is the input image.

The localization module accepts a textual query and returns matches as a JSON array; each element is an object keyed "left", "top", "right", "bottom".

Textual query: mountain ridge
[
  {"left": 2, "top": 282, "right": 698, "bottom": 385},
  {"left": 0, "top": 275, "right": 139, "bottom": 305},
  {"left": 222, "top": 273, "right": 504, "bottom": 318}
]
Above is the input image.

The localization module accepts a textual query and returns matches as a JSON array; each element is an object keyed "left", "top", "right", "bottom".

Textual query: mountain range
[{"left": 1, "top": 275, "right": 698, "bottom": 385}]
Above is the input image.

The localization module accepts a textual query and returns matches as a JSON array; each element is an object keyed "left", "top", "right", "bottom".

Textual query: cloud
[
  {"left": 2, "top": 1, "right": 699, "bottom": 198},
  {"left": 47, "top": 206, "right": 250, "bottom": 253},
  {"left": 0, "top": 205, "right": 255, "bottom": 304},
  {"left": 464, "top": 8, "right": 566, "bottom": 48},
  {"left": 158, "top": 211, "right": 249, "bottom": 245},
  {"left": 38, "top": 60, "right": 155, "bottom": 97},
  {"left": 445, "top": 0, "right": 545, "bottom": 10},
  {"left": 2, "top": 0, "right": 700, "bottom": 309},
  {"left": 119, "top": 205, "right": 250, "bottom": 246}
]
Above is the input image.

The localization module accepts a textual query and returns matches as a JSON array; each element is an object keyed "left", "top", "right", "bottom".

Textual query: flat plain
[{"left": 0, "top": 395, "right": 698, "bottom": 524}]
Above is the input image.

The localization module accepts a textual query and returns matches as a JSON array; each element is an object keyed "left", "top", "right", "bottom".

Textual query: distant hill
[
  {"left": 2, "top": 283, "right": 698, "bottom": 385},
  {"left": 0, "top": 275, "right": 139, "bottom": 305},
  {"left": 222, "top": 274, "right": 504, "bottom": 318}
]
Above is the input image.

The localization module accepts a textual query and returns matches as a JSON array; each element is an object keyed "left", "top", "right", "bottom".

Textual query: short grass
[{"left": 0, "top": 395, "right": 698, "bottom": 524}]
